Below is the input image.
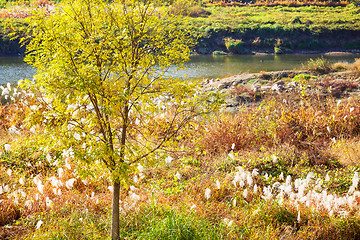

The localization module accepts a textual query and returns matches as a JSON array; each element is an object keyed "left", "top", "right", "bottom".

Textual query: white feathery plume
[
  {"left": 216, "top": 179, "right": 221, "bottom": 189},
  {"left": 24, "top": 200, "right": 32, "bottom": 209},
  {"left": 4, "top": 144, "right": 11, "bottom": 152},
  {"left": 165, "top": 156, "right": 173, "bottom": 164},
  {"left": 235, "top": 166, "right": 244, "bottom": 174},
  {"left": 252, "top": 168, "right": 259, "bottom": 177},
  {"left": 352, "top": 172, "right": 359, "bottom": 188},
  {"left": 204, "top": 188, "right": 211, "bottom": 200},
  {"left": 137, "top": 163, "right": 145, "bottom": 172},
  {"left": 45, "top": 197, "right": 53, "bottom": 208},
  {"left": 57, "top": 168, "right": 64, "bottom": 178},
  {"left": 175, "top": 172, "right": 181, "bottom": 180},
  {"left": 286, "top": 175, "right": 292, "bottom": 185},
  {"left": 65, "top": 158, "right": 71, "bottom": 169},
  {"left": 36, "top": 220, "right": 43, "bottom": 229},
  {"left": 272, "top": 155, "right": 278, "bottom": 164},
  {"left": 325, "top": 173, "right": 330, "bottom": 182},
  {"left": 246, "top": 172, "right": 253, "bottom": 187},
  {"left": 279, "top": 172, "right": 284, "bottom": 181},
  {"left": 133, "top": 174, "right": 139, "bottom": 183},
  {"left": 130, "top": 192, "right": 140, "bottom": 202},
  {"left": 264, "top": 173, "right": 269, "bottom": 181},
  {"left": 242, "top": 189, "right": 248, "bottom": 199},
  {"left": 65, "top": 178, "right": 76, "bottom": 189},
  {"left": 297, "top": 210, "right": 301, "bottom": 223}
]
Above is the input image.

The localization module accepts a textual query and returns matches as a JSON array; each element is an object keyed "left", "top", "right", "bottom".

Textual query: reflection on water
[
  {"left": 171, "top": 54, "right": 360, "bottom": 80},
  {"left": 1, "top": 54, "right": 360, "bottom": 85}
]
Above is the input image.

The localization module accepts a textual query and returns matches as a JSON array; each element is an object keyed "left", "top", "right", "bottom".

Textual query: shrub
[
  {"left": 0, "top": 199, "right": 21, "bottom": 226},
  {"left": 187, "top": 6, "right": 211, "bottom": 18},
  {"left": 274, "top": 47, "right": 283, "bottom": 54},
  {"left": 351, "top": 58, "right": 360, "bottom": 76},
  {"left": 332, "top": 61, "right": 350, "bottom": 72},
  {"left": 212, "top": 50, "right": 227, "bottom": 55},
  {"left": 171, "top": 2, "right": 210, "bottom": 18},
  {"left": 224, "top": 38, "right": 246, "bottom": 54},
  {"left": 302, "top": 57, "right": 333, "bottom": 74}
]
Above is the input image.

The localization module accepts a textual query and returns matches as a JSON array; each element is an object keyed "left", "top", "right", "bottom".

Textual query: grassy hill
[{"left": 0, "top": 4, "right": 360, "bottom": 55}]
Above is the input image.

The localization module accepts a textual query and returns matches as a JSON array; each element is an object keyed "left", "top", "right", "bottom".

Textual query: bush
[
  {"left": 274, "top": 47, "right": 283, "bottom": 54},
  {"left": 302, "top": 57, "right": 333, "bottom": 74},
  {"left": 187, "top": 6, "right": 211, "bottom": 18},
  {"left": 224, "top": 38, "right": 246, "bottom": 54},
  {"left": 0, "top": 199, "right": 21, "bottom": 226},
  {"left": 212, "top": 50, "right": 227, "bottom": 55},
  {"left": 351, "top": 58, "right": 360, "bottom": 75},
  {"left": 171, "top": 2, "right": 210, "bottom": 18}
]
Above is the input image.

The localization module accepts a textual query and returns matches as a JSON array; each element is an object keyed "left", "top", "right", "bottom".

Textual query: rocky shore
[{"left": 202, "top": 70, "right": 360, "bottom": 112}]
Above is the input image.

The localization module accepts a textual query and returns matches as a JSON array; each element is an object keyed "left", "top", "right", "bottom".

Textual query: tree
[{"left": 20, "top": 0, "right": 219, "bottom": 239}]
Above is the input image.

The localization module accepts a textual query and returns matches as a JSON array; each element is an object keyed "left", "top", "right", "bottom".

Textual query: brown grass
[
  {"left": 0, "top": 199, "right": 21, "bottom": 227},
  {"left": 351, "top": 58, "right": 360, "bottom": 76},
  {"left": 330, "top": 138, "right": 360, "bottom": 166},
  {"left": 198, "top": 91, "right": 360, "bottom": 167}
]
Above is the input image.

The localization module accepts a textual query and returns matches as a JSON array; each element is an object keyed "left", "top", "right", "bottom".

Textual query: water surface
[
  {"left": 173, "top": 54, "right": 360, "bottom": 80},
  {"left": 0, "top": 57, "right": 35, "bottom": 85},
  {"left": 1, "top": 54, "right": 359, "bottom": 85}
]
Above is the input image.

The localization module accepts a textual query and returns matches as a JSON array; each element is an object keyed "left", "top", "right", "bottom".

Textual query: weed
[
  {"left": 0, "top": 199, "right": 21, "bottom": 226},
  {"left": 212, "top": 50, "right": 227, "bottom": 55},
  {"left": 303, "top": 57, "right": 333, "bottom": 74},
  {"left": 351, "top": 58, "right": 360, "bottom": 76},
  {"left": 224, "top": 38, "right": 246, "bottom": 54}
]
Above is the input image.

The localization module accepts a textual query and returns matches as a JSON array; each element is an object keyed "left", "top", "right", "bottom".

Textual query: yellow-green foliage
[{"left": 17, "top": 0, "right": 222, "bottom": 238}]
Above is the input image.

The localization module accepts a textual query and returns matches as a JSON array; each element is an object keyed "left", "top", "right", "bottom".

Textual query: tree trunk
[{"left": 111, "top": 181, "right": 120, "bottom": 240}]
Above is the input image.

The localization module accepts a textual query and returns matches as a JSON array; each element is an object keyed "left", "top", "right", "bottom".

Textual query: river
[{"left": 1, "top": 54, "right": 359, "bottom": 85}]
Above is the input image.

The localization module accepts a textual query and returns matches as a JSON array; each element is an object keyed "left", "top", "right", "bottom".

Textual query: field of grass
[
  {"left": 0, "top": 3, "right": 360, "bottom": 55},
  {"left": 1, "top": 60, "right": 360, "bottom": 239},
  {"left": 185, "top": 4, "right": 360, "bottom": 54}
]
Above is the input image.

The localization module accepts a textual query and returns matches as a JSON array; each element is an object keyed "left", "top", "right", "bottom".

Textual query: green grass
[
  {"left": 189, "top": 5, "right": 360, "bottom": 34},
  {"left": 185, "top": 4, "right": 360, "bottom": 53},
  {"left": 24, "top": 204, "right": 228, "bottom": 240},
  {"left": 1, "top": 5, "right": 360, "bottom": 55}
]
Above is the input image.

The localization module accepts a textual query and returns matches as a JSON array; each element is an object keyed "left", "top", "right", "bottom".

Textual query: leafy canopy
[{"left": 20, "top": 0, "right": 219, "bottom": 185}]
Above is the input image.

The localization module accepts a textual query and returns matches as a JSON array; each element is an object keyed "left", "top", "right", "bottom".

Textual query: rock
[
  {"left": 260, "top": 86, "right": 272, "bottom": 91},
  {"left": 232, "top": 80, "right": 244, "bottom": 86},
  {"left": 271, "top": 83, "right": 284, "bottom": 91},
  {"left": 251, "top": 84, "right": 261, "bottom": 92},
  {"left": 276, "top": 80, "right": 285, "bottom": 86},
  {"left": 218, "top": 83, "right": 228, "bottom": 90},
  {"left": 225, "top": 97, "right": 240, "bottom": 107},
  {"left": 287, "top": 81, "right": 299, "bottom": 88}
]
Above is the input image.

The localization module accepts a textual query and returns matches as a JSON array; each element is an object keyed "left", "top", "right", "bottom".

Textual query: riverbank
[
  {"left": 1, "top": 4, "right": 360, "bottom": 56},
  {"left": 203, "top": 58, "right": 360, "bottom": 112}
]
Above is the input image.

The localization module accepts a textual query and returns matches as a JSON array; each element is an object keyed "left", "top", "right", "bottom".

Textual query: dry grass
[
  {"left": 351, "top": 58, "right": 360, "bottom": 76},
  {"left": 0, "top": 199, "right": 21, "bottom": 226},
  {"left": 330, "top": 138, "right": 360, "bottom": 166},
  {"left": 332, "top": 62, "right": 350, "bottom": 72},
  {"left": 3, "top": 71, "right": 360, "bottom": 239},
  {"left": 206, "top": 0, "right": 349, "bottom": 7},
  {"left": 198, "top": 91, "right": 360, "bottom": 167}
]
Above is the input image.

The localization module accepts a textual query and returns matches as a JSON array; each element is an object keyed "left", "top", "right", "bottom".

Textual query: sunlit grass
[{"left": 2, "top": 65, "right": 360, "bottom": 239}]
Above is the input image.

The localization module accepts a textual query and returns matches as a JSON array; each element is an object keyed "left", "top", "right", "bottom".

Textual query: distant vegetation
[
  {"left": 186, "top": 4, "right": 360, "bottom": 54},
  {"left": 0, "top": 0, "right": 360, "bottom": 55}
]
